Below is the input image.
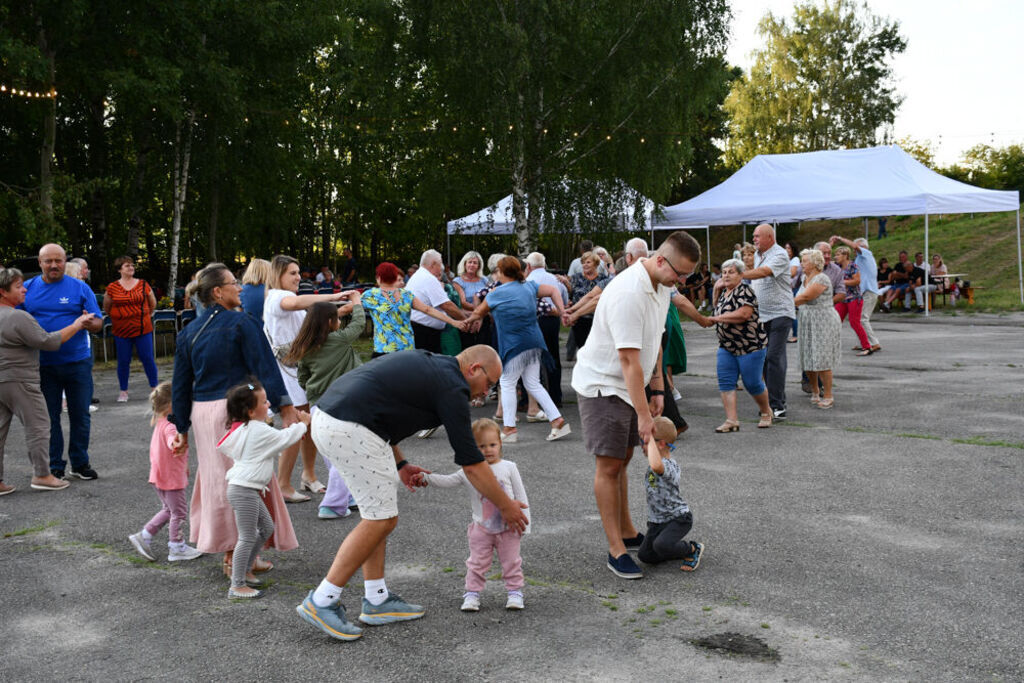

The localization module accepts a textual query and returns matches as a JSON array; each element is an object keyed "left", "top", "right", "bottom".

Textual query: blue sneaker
[
  {"left": 296, "top": 591, "right": 363, "bottom": 641},
  {"left": 607, "top": 552, "right": 643, "bottom": 579},
  {"left": 318, "top": 506, "right": 351, "bottom": 520},
  {"left": 680, "top": 541, "right": 704, "bottom": 572},
  {"left": 358, "top": 593, "right": 425, "bottom": 625}
]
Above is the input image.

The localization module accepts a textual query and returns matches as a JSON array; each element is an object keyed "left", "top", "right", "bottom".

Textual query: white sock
[
  {"left": 364, "top": 578, "right": 389, "bottom": 606},
  {"left": 312, "top": 579, "right": 344, "bottom": 608},
  {"left": 140, "top": 529, "right": 153, "bottom": 542}
]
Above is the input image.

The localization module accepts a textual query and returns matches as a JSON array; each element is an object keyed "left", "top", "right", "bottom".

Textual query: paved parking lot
[{"left": 1, "top": 312, "right": 1022, "bottom": 681}]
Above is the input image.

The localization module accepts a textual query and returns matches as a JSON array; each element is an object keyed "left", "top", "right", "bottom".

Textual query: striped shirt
[{"left": 106, "top": 280, "right": 153, "bottom": 337}]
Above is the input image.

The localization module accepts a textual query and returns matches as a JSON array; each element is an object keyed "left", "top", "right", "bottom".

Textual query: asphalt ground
[{"left": 1, "top": 311, "right": 1022, "bottom": 682}]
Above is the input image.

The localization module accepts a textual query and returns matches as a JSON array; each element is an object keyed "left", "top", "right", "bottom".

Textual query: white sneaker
[
  {"left": 88, "top": 404, "right": 98, "bottom": 413},
  {"left": 505, "top": 592, "right": 524, "bottom": 610},
  {"left": 416, "top": 427, "right": 438, "bottom": 439},
  {"left": 671, "top": 388, "right": 682, "bottom": 401},
  {"left": 461, "top": 593, "right": 481, "bottom": 612},
  {"left": 128, "top": 532, "right": 155, "bottom": 561},
  {"left": 167, "top": 542, "right": 203, "bottom": 561}
]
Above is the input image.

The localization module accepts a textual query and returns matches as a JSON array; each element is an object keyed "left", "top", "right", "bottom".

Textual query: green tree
[
  {"left": 724, "top": 0, "right": 906, "bottom": 168},
  {"left": 411, "top": 0, "right": 731, "bottom": 255}
]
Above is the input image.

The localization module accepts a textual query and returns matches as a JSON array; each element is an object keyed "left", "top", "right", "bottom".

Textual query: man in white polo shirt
[
  {"left": 571, "top": 231, "right": 700, "bottom": 580},
  {"left": 525, "top": 251, "right": 568, "bottom": 406},
  {"left": 405, "top": 249, "right": 466, "bottom": 354}
]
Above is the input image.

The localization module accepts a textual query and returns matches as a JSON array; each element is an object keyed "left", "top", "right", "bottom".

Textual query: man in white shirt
[
  {"left": 571, "top": 231, "right": 700, "bottom": 580},
  {"left": 525, "top": 252, "right": 568, "bottom": 406},
  {"left": 743, "top": 224, "right": 795, "bottom": 420},
  {"left": 405, "top": 249, "right": 466, "bottom": 353}
]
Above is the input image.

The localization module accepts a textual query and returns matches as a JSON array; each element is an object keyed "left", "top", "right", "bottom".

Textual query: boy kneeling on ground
[{"left": 638, "top": 417, "right": 704, "bottom": 571}]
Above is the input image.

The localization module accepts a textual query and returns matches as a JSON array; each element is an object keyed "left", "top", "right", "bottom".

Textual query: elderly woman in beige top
[{"left": 0, "top": 268, "right": 94, "bottom": 494}]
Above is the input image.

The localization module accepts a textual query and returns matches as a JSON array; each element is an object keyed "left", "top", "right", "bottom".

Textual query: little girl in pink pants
[{"left": 423, "top": 418, "right": 530, "bottom": 611}]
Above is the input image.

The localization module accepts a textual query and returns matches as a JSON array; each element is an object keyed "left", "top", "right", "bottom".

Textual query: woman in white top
[
  {"left": 264, "top": 254, "right": 348, "bottom": 502},
  {"left": 784, "top": 241, "right": 802, "bottom": 343}
]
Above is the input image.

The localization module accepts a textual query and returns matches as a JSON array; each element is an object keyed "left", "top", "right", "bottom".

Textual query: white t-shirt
[
  {"left": 571, "top": 258, "right": 673, "bottom": 407},
  {"left": 526, "top": 267, "right": 568, "bottom": 309},
  {"left": 263, "top": 288, "right": 306, "bottom": 345},
  {"left": 406, "top": 267, "right": 449, "bottom": 329}
]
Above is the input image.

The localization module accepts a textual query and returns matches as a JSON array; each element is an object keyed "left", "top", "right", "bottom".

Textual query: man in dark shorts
[
  {"left": 571, "top": 232, "right": 700, "bottom": 579},
  {"left": 297, "top": 345, "right": 528, "bottom": 641}
]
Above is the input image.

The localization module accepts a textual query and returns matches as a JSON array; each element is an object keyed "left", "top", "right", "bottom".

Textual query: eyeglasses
[
  {"left": 662, "top": 255, "right": 691, "bottom": 281},
  {"left": 481, "top": 366, "right": 499, "bottom": 392},
  {"left": 220, "top": 279, "right": 242, "bottom": 288}
]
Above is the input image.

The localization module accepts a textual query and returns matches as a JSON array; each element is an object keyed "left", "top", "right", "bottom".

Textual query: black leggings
[{"left": 637, "top": 513, "right": 694, "bottom": 564}]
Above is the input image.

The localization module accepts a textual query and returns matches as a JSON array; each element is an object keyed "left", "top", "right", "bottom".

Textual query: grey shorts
[{"left": 578, "top": 393, "right": 640, "bottom": 460}]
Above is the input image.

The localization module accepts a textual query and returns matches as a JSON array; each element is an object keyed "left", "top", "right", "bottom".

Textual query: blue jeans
[
  {"left": 39, "top": 359, "right": 94, "bottom": 472},
  {"left": 716, "top": 347, "right": 767, "bottom": 395},
  {"left": 115, "top": 332, "right": 159, "bottom": 391}
]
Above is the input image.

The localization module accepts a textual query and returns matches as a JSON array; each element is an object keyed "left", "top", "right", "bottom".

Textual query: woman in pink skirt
[{"left": 170, "top": 263, "right": 299, "bottom": 579}]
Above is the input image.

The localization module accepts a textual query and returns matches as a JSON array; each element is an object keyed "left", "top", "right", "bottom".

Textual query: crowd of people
[{"left": 0, "top": 227, "right": 924, "bottom": 643}]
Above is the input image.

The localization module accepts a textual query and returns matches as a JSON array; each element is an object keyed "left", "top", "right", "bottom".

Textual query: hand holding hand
[
  {"left": 648, "top": 394, "right": 664, "bottom": 418},
  {"left": 398, "top": 464, "right": 431, "bottom": 492},
  {"left": 172, "top": 432, "right": 189, "bottom": 455},
  {"left": 296, "top": 410, "right": 311, "bottom": 426},
  {"left": 76, "top": 311, "right": 96, "bottom": 328}
]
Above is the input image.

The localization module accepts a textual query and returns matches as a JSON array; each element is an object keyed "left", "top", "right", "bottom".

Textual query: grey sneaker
[
  {"left": 296, "top": 591, "right": 363, "bottom": 641},
  {"left": 460, "top": 592, "right": 481, "bottom": 612},
  {"left": 359, "top": 593, "right": 425, "bottom": 625},
  {"left": 167, "top": 542, "right": 203, "bottom": 561},
  {"left": 505, "top": 591, "right": 524, "bottom": 610},
  {"left": 128, "top": 532, "right": 155, "bottom": 561}
]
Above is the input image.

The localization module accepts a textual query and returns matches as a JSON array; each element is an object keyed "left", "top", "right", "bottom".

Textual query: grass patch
[
  {"left": 601, "top": 601, "right": 618, "bottom": 611},
  {"left": 951, "top": 437, "right": 1024, "bottom": 450},
  {"left": 761, "top": 623, "right": 771, "bottom": 629},
  {"left": 665, "top": 608, "right": 678, "bottom": 616},
  {"left": 3, "top": 520, "right": 60, "bottom": 538},
  {"left": 895, "top": 432, "right": 942, "bottom": 440},
  {"left": 442, "top": 566, "right": 454, "bottom": 573}
]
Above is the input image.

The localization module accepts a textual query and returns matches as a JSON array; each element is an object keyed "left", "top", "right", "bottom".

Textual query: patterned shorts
[{"left": 311, "top": 411, "right": 398, "bottom": 520}]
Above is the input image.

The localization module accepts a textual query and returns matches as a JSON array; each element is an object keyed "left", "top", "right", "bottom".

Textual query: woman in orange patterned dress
[{"left": 103, "top": 256, "right": 158, "bottom": 402}]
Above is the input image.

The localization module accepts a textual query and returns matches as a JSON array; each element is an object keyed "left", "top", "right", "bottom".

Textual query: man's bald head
[
  {"left": 752, "top": 224, "right": 776, "bottom": 252},
  {"left": 624, "top": 237, "right": 649, "bottom": 265},
  {"left": 38, "top": 243, "right": 67, "bottom": 283},
  {"left": 457, "top": 345, "right": 502, "bottom": 399}
]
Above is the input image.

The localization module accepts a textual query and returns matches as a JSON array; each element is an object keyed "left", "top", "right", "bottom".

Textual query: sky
[{"left": 725, "top": 0, "right": 1024, "bottom": 165}]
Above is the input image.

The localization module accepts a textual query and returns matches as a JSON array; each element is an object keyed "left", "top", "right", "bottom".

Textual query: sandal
[
  {"left": 228, "top": 587, "right": 265, "bottom": 599},
  {"left": 252, "top": 558, "right": 274, "bottom": 573},
  {"left": 714, "top": 420, "right": 740, "bottom": 433},
  {"left": 282, "top": 490, "right": 311, "bottom": 503},
  {"left": 856, "top": 349, "right": 874, "bottom": 357},
  {"left": 817, "top": 398, "right": 834, "bottom": 410},
  {"left": 810, "top": 393, "right": 821, "bottom": 405},
  {"left": 757, "top": 413, "right": 772, "bottom": 429},
  {"left": 301, "top": 478, "right": 326, "bottom": 494}
]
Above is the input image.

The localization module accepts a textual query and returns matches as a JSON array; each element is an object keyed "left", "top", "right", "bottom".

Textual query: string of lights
[{"left": 0, "top": 84, "right": 57, "bottom": 99}]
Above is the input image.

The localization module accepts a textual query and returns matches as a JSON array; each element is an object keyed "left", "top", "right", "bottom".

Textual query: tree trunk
[
  {"left": 88, "top": 95, "right": 108, "bottom": 269},
  {"left": 208, "top": 180, "right": 219, "bottom": 262},
  {"left": 167, "top": 108, "right": 196, "bottom": 297},
  {"left": 37, "top": 28, "right": 56, "bottom": 233},
  {"left": 125, "top": 131, "right": 150, "bottom": 258}
]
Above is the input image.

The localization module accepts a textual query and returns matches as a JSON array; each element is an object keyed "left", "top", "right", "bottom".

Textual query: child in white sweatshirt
[
  {"left": 218, "top": 381, "right": 309, "bottom": 599},
  {"left": 422, "top": 418, "right": 530, "bottom": 611}
]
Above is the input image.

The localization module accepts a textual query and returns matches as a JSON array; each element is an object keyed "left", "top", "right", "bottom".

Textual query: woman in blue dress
[{"left": 465, "top": 256, "right": 570, "bottom": 444}]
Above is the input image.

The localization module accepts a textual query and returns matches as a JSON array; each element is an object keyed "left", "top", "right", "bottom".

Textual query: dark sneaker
[
  {"left": 296, "top": 591, "right": 363, "bottom": 641},
  {"left": 772, "top": 409, "right": 787, "bottom": 421},
  {"left": 606, "top": 552, "right": 643, "bottom": 579},
  {"left": 680, "top": 541, "right": 704, "bottom": 572},
  {"left": 622, "top": 533, "right": 645, "bottom": 549},
  {"left": 71, "top": 467, "right": 98, "bottom": 480},
  {"left": 51, "top": 469, "right": 65, "bottom": 480},
  {"left": 359, "top": 593, "right": 425, "bottom": 625}
]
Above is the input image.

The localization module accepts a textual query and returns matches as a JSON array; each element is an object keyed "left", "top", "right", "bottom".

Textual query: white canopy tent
[
  {"left": 447, "top": 189, "right": 710, "bottom": 270},
  {"left": 655, "top": 146, "right": 1023, "bottom": 310}
]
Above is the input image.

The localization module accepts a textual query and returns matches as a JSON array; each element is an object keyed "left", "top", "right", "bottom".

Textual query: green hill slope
[{"left": 691, "top": 211, "right": 1024, "bottom": 312}]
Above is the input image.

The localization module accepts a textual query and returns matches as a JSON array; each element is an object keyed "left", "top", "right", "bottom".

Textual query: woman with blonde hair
[
  {"left": 263, "top": 254, "right": 348, "bottom": 502},
  {"left": 453, "top": 251, "right": 488, "bottom": 353},
  {"left": 794, "top": 249, "right": 841, "bottom": 409},
  {"left": 239, "top": 258, "right": 272, "bottom": 324}
]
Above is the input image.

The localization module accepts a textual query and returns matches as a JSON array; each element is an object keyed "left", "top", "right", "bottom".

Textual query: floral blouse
[
  {"left": 842, "top": 263, "right": 862, "bottom": 301},
  {"left": 713, "top": 283, "right": 766, "bottom": 356},
  {"left": 361, "top": 287, "right": 415, "bottom": 353}
]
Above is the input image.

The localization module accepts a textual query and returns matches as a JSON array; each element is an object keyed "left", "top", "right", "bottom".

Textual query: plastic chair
[
  {"left": 152, "top": 310, "right": 179, "bottom": 357},
  {"left": 179, "top": 309, "right": 197, "bottom": 328}
]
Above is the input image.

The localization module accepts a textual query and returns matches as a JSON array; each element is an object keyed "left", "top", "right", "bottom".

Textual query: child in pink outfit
[
  {"left": 128, "top": 382, "right": 203, "bottom": 562},
  {"left": 423, "top": 418, "right": 530, "bottom": 611}
]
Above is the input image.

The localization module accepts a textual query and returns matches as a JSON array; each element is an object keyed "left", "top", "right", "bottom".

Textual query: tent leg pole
[
  {"left": 924, "top": 214, "right": 929, "bottom": 317},
  {"left": 1017, "top": 208, "right": 1023, "bottom": 304},
  {"left": 447, "top": 233, "right": 451, "bottom": 271},
  {"left": 864, "top": 217, "right": 868, "bottom": 241},
  {"left": 706, "top": 228, "right": 711, "bottom": 273}
]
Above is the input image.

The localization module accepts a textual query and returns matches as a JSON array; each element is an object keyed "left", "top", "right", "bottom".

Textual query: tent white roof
[
  {"left": 446, "top": 186, "right": 657, "bottom": 235},
  {"left": 657, "top": 145, "right": 1020, "bottom": 226}
]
